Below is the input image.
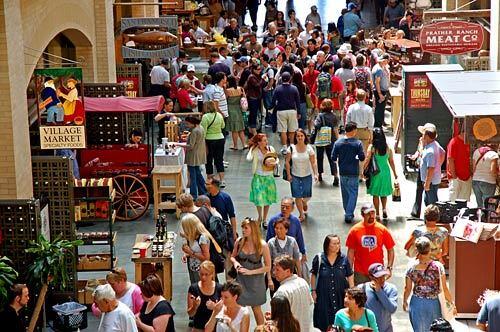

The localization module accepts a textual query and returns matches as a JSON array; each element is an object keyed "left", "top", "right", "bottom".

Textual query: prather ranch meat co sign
[{"left": 420, "top": 21, "right": 484, "bottom": 55}]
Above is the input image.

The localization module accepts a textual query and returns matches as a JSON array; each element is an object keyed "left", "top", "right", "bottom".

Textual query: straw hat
[
  {"left": 472, "top": 117, "right": 497, "bottom": 141},
  {"left": 262, "top": 152, "right": 278, "bottom": 172}
]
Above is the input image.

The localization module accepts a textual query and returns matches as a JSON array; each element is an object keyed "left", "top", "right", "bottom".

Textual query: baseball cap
[
  {"left": 337, "top": 45, "right": 348, "bottom": 55},
  {"left": 361, "top": 203, "right": 375, "bottom": 214},
  {"left": 187, "top": 64, "right": 196, "bottom": 72},
  {"left": 348, "top": 2, "right": 358, "bottom": 10},
  {"left": 368, "top": 263, "right": 390, "bottom": 278},
  {"left": 418, "top": 122, "right": 437, "bottom": 134}
]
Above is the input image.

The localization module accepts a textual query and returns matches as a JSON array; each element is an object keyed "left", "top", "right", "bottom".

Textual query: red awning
[{"left": 85, "top": 96, "right": 165, "bottom": 113}]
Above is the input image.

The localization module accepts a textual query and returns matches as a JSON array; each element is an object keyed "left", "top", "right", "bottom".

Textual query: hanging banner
[
  {"left": 420, "top": 21, "right": 484, "bottom": 55},
  {"left": 408, "top": 74, "right": 432, "bottom": 109},
  {"left": 34, "top": 67, "right": 86, "bottom": 149},
  {"left": 117, "top": 77, "right": 139, "bottom": 98}
]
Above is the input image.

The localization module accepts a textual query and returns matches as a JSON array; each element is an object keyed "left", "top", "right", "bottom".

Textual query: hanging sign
[
  {"left": 420, "top": 21, "right": 484, "bottom": 55},
  {"left": 34, "top": 67, "right": 87, "bottom": 149},
  {"left": 408, "top": 74, "right": 432, "bottom": 109}
]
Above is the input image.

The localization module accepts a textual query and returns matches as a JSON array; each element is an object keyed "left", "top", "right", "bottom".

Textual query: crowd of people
[{"left": 2, "top": 1, "right": 499, "bottom": 332}]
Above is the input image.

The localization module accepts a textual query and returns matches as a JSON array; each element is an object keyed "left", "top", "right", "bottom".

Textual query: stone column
[
  {"left": 491, "top": 0, "right": 500, "bottom": 70},
  {"left": 0, "top": 0, "right": 33, "bottom": 199},
  {"left": 94, "top": 0, "right": 116, "bottom": 82}
]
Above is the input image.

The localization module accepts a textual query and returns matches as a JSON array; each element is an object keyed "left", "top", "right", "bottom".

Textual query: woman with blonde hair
[
  {"left": 230, "top": 218, "right": 271, "bottom": 325},
  {"left": 246, "top": 133, "right": 278, "bottom": 227},
  {"left": 181, "top": 213, "right": 221, "bottom": 284},
  {"left": 187, "top": 261, "right": 223, "bottom": 331},
  {"left": 91, "top": 267, "right": 143, "bottom": 316}
]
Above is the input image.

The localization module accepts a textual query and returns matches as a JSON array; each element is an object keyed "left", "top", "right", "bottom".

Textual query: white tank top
[
  {"left": 117, "top": 282, "right": 136, "bottom": 312},
  {"left": 215, "top": 306, "right": 249, "bottom": 332}
]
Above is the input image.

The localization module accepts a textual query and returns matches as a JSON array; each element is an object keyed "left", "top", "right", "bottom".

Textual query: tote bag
[{"left": 314, "top": 114, "right": 332, "bottom": 147}]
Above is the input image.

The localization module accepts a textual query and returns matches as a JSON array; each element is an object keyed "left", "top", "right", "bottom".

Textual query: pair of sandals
[
  {"left": 376, "top": 209, "right": 389, "bottom": 222},
  {"left": 299, "top": 202, "right": 309, "bottom": 222},
  {"left": 229, "top": 145, "right": 249, "bottom": 150}
]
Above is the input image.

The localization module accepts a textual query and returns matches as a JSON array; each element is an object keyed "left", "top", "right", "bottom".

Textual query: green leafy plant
[
  {"left": 25, "top": 235, "right": 82, "bottom": 332},
  {"left": 0, "top": 256, "right": 18, "bottom": 307},
  {"left": 25, "top": 234, "right": 82, "bottom": 289}
]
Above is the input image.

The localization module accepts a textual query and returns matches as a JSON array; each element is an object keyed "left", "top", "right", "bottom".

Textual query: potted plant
[
  {"left": 25, "top": 234, "right": 82, "bottom": 332},
  {"left": 0, "top": 256, "right": 18, "bottom": 308}
]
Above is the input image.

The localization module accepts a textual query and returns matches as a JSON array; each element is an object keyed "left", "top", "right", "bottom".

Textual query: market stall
[
  {"left": 82, "top": 96, "right": 165, "bottom": 221},
  {"left": 425, "top": 70, "right": 500, "bottom": 318}
]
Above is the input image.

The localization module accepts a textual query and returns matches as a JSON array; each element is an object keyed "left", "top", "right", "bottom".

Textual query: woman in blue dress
[{"left": 310, "top": 234, "right": 354, "bottom": 331}]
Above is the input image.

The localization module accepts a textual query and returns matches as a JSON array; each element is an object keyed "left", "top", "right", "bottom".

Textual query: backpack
[
  {"left": 317, "top": 72, "right": 332, "bottom": 99},
  {"left": 314, "top": 114, "right": 332, "bottom": 147},
  {"left": 208, "top": 239, "right": 225, "bottom": 274},
  {"left": 354, "top": 67, "right": 370, "bottom": 92},
  {"left": 207, "top": 214, "right": 234, "bottom": 252}
]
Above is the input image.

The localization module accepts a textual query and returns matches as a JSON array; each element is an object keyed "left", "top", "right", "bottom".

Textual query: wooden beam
[
  {"left": 114, "top": 2, "right": 178, "bottom": 5},
  {"left": 423, "top": 9, "right": 490, "bottom": 20}
]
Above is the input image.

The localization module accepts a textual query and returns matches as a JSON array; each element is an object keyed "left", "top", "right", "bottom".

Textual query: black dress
[
  {"left": 310, "top": 252, "right": 352, "bottom": 331},
  {"left": 139, "top": 300, "right": 175, "bottom": 332},
  {"left": 188, "top": 282, "right": 223, "bottom": 329}
]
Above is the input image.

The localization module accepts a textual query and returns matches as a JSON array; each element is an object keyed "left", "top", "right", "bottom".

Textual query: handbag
[
  {"left": 283, "top": 145, "right": 293, "bottom": 180},
  {"left": 437, "top": 262, "right": 456, "bottom": 322},
  {"left": 314, "top": 114, "right": 332, "bottom": 147},
  {"left": 392, "top": 182, "right": 401, "bottom": 201},
  {"left": 240, "top": 96, "right": 248, "bottom": 112}
]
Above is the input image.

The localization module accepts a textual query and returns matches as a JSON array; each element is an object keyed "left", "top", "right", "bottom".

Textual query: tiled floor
[{"left": 74, "top": 1, "right": 483, "bottom": 331}]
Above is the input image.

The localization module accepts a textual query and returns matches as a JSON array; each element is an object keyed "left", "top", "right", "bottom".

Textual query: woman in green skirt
[
  {"left": 363, "top": 127, "right": 399, "bottom": 221},
  {"left": 225, "top": 75, "right": 248, "bottom": 150},
  {"left": 246, "top": 133, "right": 278, "bottom": 227}
]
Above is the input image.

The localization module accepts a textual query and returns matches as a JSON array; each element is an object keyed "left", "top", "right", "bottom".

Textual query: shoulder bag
[
  {"left": 363, "top": 148, "right": 380, "bottom": 188},
  {"left": 437, "top": 261, "right": 456, "bottom": 322},
  {"left": 283, "top": 145, "right": 293, "bottom": 180}
]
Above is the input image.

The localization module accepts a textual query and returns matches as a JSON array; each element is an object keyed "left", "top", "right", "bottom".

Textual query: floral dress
[{"left": 412, "top": 226, "right": 449, "bottom": 261}]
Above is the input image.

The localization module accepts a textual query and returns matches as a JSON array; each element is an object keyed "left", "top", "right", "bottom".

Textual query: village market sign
[{"left": 420, "top": 21, "right": 484, "bottom": 55}]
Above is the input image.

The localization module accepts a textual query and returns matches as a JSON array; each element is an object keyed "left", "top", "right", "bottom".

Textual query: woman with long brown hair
[
  {"left": 230, "top": 218, "right": 271, "bottom": 326},
  {"left": 269, "top": 295, "right": 300, "bottom": 332},
  {"left": 342, "top": 79, "right": 358, "bottom": 125},
  {"left": 246, "top": 133, "right": 278, "bottom": 227}
]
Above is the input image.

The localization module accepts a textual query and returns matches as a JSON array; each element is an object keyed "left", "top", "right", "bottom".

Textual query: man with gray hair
[
  {"left": 266, "top": 197, "right": 306, "bottom": 262},
  {"left": 93, "top": 284, "right": 137, "bottom": 332}
]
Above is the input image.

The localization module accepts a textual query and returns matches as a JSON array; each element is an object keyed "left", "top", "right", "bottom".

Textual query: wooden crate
[
  {"left": 86, "top": 112, "right": 126, "bottom": 145},
  {"left": 164, "top": 121, "right": 179, "bottom": 142},
  {"left": 84, "top": 83, "right": 127, "bottom": 98}
]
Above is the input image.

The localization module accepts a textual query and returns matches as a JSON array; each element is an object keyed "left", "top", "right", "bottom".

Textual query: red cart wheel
[{"left": 113, "top": 174, "right": 149, "bottom": 221}]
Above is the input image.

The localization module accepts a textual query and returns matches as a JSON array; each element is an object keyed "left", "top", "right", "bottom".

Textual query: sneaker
[
  {"left": 223, "top": 161, "right": 229, "bottom": 168},
  {"left": 344, "top": 218, "right": 353, "bottom": 224},
  {"left": 262, "top": 220, "right": 268, "bottom": 229},
  {"left": 220, "top": 181, "right": 226, "bottom": 188},
  {"left": 333, "top": 176, "right": 339, "bottom": 187}
]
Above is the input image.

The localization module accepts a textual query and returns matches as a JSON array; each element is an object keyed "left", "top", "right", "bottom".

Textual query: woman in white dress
[{"left": 204, "top": 281, "right": 250, "bottom": 332}]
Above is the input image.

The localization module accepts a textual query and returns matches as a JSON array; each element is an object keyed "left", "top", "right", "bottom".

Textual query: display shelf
[
  {"left": 76, "top": 210, "right": 117, "bottom": 224},
  {"left": 78, "top": 231, "right": 117, "bottom": 246}
]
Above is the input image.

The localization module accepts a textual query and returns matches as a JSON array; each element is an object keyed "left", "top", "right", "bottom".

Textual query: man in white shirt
[
  {"left": 149, "top": 58, "right": 171, "bottom": 100},
  {"left": 93, "top": 284, "right": 138, "bottom": 332},
  {"left": 298, "top": 21, "right": 314, "bottom": 47},
  {"left": 346, "top": 89, "right": 374, "bottom": 155},
  {"left": 273, "top": 255, "right": 313, "bottom": 332}
]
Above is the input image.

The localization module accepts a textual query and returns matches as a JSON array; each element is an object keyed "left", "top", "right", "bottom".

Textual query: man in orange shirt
[{"left": 346, "top": 203, "right": 395, "bottom": 285}]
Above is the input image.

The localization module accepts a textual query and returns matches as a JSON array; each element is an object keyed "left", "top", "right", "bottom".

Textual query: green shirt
[{"left": 200, "top": 112, "right": 225, "bottom": 140}]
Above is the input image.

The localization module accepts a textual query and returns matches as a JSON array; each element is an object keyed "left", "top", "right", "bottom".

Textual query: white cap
[
  {"left": 418, "top": 123, "right": 437, "bottom": 134},
  {"left": 187, "top": 64, "right": 196, "bottom": 72}
]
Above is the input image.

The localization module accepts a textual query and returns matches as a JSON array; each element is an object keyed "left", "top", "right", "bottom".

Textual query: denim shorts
[{"left": 290, "top": 174, "right": 312, "bottom": 198}]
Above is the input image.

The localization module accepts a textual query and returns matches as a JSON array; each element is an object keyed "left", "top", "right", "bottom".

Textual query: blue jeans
[
  {"left": 298, "top": 102, "right": 307, "bottom": 130},
  {"left": 472, "top": 180, "right": 497, "bottom": 208},
  {"left": 188, "top": 165, "right": 207, "bottom": 199},
  {"left": 340, "top": 175, "right": 359, "bottom": 220},
  {"left": 424, "top": 184, "right": 439, "bottom": 206},
  {"left": 409, "top": 296, "right": 441, "bottom": 332}
]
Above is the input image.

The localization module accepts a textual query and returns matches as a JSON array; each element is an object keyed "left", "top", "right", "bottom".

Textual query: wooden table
[
  {"left": 202, "top": 41, "right": 228, "bottom": 58},
  {"left": 152, "top": 165, "right": 183, "bottom": 219},
  {"left": 131, "top": 234, "right": 173, "bottom": 300}
]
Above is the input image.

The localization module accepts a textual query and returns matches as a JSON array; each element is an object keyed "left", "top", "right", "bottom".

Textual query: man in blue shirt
[
  {"left": 271, "top": 72, "right": 300, "bottom": 154},
  {"left": 343, "top": 2, "right": 363, "bottom": 42},
  {"left": 266, "top": 196, "right": 306, "bottom": 262},
  {"left": 332, "top": 122, "right": 365, "bottom": 223},
  {"left": 372, "top": 53, "right": 390, "bottom": 127},
  {"left": 362, "top": 263, "right": 398, "bottom": 332},
  {"left": 418, "top": 123, "right": 445, "bottom": 206},
  {"left": 477, "top": 294, "right": 500, "bottom": 331},
  {"left": 206, "top": 178, "right": 237, "bottom": 237}
]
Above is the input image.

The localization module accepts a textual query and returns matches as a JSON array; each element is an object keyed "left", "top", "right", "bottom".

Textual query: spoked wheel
[{"left": 113, "top": 174, "right": 150, "bottom": 221}]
